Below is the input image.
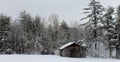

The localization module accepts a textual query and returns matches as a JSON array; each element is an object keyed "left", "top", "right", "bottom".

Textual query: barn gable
[{"left": 59, "top": 42, "right": 86, "bottom": 58}]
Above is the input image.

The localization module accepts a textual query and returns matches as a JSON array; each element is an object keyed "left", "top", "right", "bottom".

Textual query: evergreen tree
[
  {"left": 82, "top": 0, "right": 104, "bottom": 57},
  {"left": 82, "top": 0, "right": 104, "bottom": 38},
  {"left": 18, "top": 10, "right": 34, "bottom": 54},
  {"left": 0, "top": 14, "right": 11, "bottom": 53},
  {"left": 103, "top": 6, "right": 115, "bottom": 57},
  {"left": 115, "top": 5, "right": 120, "bottom": 58}
]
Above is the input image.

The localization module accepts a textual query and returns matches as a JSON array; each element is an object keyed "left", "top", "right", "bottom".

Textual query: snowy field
[{"left": 0, "top": 55, "right": 120, "bottom": 62}]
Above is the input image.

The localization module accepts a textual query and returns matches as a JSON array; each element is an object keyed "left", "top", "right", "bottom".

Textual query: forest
[{"left": 0, "top": 0, "right": 120, "bottom": 59}]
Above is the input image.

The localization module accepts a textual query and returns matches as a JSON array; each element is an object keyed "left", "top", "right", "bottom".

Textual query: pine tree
[
  {"left": 103, "top": 6, "right": 114, "bottom": 57},
  {"left": 115, "top": 5, "right": 120, "bottom": 58},
  {"left": 18, "top": 10, "right": 34, "bottom": 54},
  {"left": 0, "top": 14, "right": 11, "bottom": 53},
  {"left": 82, "top": 0, "right": 104, "bottom": 57},
  {"left": 82, "top": 0, "right": 104, "bottom": 38}
]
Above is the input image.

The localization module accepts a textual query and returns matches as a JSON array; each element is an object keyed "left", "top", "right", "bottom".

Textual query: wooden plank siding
[{"left": 60, "top": 43, "right": 86, "bottom": 58}]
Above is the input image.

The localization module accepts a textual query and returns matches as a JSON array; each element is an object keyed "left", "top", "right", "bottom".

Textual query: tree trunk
[
  {"left": 93, "top": 0, "right": 97, "bottom": 57},
  {"left": 116, "top": 34, "right": 120, "bottom": 58},
  {"left": 109, "top": 35, "right": 112, "bottom": 57}
]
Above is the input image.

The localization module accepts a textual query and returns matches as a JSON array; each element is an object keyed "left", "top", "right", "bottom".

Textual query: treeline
[{"left": 0, "top": 11, "right": 83, "bottom": 54}]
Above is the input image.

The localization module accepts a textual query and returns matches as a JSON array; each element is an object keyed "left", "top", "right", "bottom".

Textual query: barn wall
[
  {"left": 61, "top": 47, "right": 70, "bottom": 57},
  {"left": 60, "top": 45, "right": 86, "bottom": 58}
]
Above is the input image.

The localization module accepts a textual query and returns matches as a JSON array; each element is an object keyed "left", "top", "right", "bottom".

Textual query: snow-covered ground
[{"left": 0, "top": 55, "right": 120, "bottom": 62}]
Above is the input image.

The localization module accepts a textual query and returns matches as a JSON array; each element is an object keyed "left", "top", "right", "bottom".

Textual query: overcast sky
[{"left": 0, "top": 0, "right": 120, "bottom": 24}]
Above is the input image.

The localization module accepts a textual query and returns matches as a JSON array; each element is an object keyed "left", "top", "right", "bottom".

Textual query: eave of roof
[{"left": 59, "top": 42, "right": 75, "bottom": 50}]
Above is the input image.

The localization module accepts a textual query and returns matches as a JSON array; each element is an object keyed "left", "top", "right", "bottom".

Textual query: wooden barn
[{"left": 59, "top": 42, "right": 86, "bottom": 58}]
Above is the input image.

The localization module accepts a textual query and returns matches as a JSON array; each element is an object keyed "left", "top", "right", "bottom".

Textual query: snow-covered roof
[
  {"left": 59, "top": 42, "right": 86, "bottom": 50},
  {"left": 60, "top": 42, "right": 75, "bottom": 50}
]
